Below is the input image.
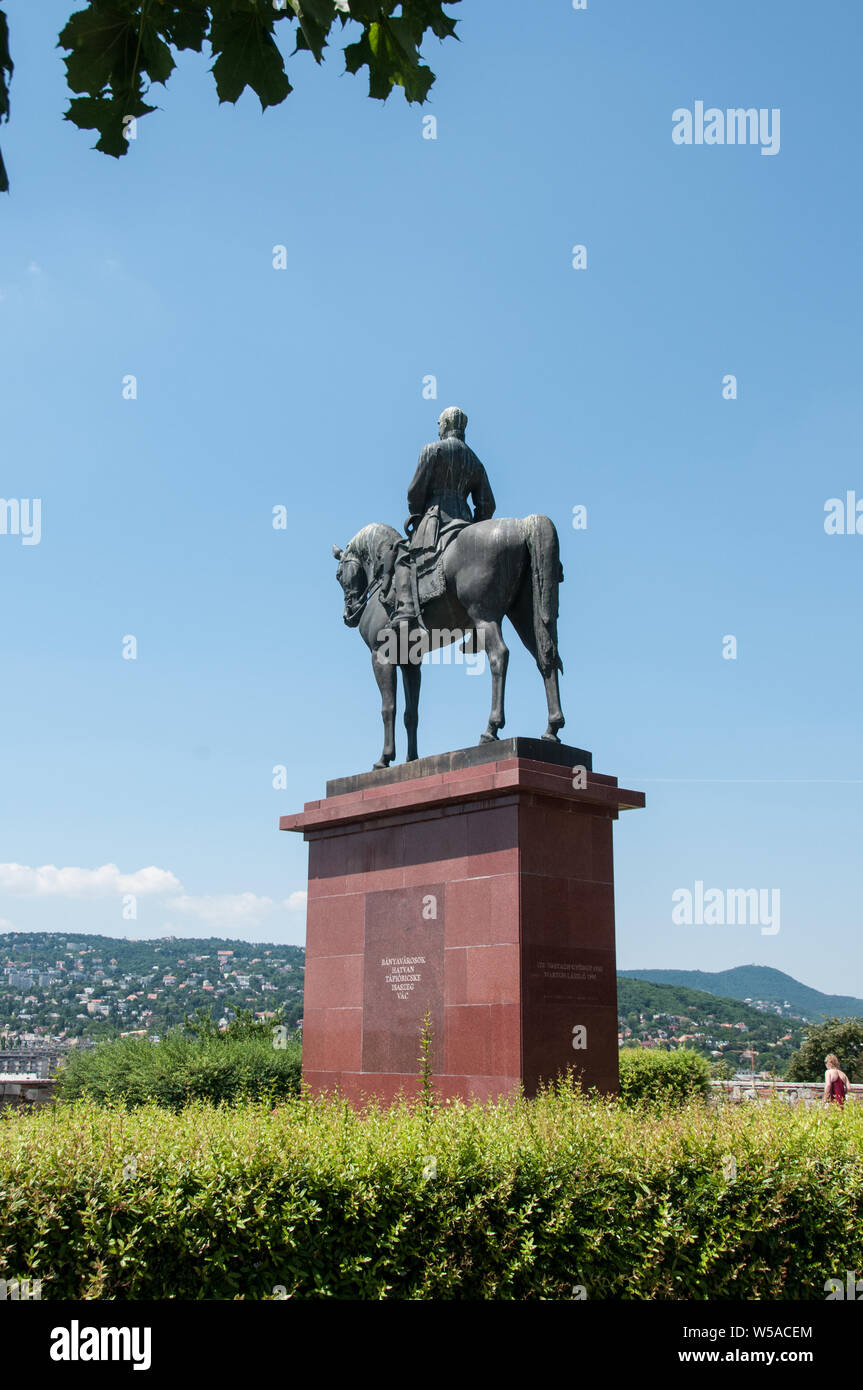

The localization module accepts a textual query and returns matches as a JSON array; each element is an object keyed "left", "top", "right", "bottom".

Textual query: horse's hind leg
[
  {"left": 540, "top": 668, "right": 565, "bottom": 742},
  {"left": 400, "top": 659, "right": 421, "bottom": 762},
  {"left": 372, "top": 648, "right": 397, "bottom": 769},
  {"left": 508, "top": 582, "right": 565, "bottom": 742},
  {"left": 474, "top": 618, "right": 509, "bottom": 743}
]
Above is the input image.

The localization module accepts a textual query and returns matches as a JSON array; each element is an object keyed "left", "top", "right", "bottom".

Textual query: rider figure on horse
[{"left": 381, "top": 406, "right": 496, "bottom": 633}]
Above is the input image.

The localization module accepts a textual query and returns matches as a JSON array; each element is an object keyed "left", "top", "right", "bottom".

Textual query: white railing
[{"left": 710, "top": 1080, "right": 862, "bottom": 1106}]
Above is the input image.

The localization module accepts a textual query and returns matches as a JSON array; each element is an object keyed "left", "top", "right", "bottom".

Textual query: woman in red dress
[{"left": 824, "top": 1053, "right": 850, "bottom": 1107}]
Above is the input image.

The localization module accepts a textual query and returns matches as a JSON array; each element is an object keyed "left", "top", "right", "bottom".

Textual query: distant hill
[
  {"left": 617, "top": 977, "right": 794, "bottom": 1030},
  {"left": 616, "top": 977, "right": 805, "bottom": 1069},
  {"left": 618, "top": 965, "right": 863, "bottom": 1023},
  {"left": 0, "top": 931, "right": 305, "bottom": 1041}
]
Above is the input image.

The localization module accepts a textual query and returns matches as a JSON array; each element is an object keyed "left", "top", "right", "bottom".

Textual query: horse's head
[{"left": 333, "top": 543, "right": 368, "bottom": 627}]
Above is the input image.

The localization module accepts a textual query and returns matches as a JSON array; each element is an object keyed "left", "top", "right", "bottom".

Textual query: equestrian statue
[{"left": 333, "top": 407, "right": 565, "bottom": 770}]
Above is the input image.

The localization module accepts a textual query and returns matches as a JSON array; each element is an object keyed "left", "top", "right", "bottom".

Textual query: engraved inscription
[
  {"left": 362, "top": 885, "right": 445, "bottom": 1073},
  {"left": 525, "top": 944, "right": 615, "bottom": 1005},
  {"left": 382, "top": 955, "right": 426, "bottom": 1000}
]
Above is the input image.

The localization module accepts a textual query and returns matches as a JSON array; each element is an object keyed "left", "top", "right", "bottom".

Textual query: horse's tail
[{"left": 524, "top": 514, "right": 564, "bottom": 677}]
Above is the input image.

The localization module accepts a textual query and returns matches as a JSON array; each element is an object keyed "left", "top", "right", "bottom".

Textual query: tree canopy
[
  {"left": 785, "top": 1016, "right": 863, "bottom": 1084},
  {"left": 0, "top": 1, "right": 460, "bottom": 193}
]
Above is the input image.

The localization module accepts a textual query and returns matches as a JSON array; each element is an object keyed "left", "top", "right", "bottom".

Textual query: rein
[{"left": 341, "top": 554, "right": 382, "bottom": 622}]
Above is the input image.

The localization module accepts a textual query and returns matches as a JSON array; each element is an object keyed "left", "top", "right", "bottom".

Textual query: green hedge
[
  {"left": 55, "top": 1032, "right": 302, "bottom": 1109},
  {"left": 618, "top": 1047, "right": 711, "bottom": 1105},
  {"left": 2, "top": 1086, "right": 861, "bottom": 1299}
]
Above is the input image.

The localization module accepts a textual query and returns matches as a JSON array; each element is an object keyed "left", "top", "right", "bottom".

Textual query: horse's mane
[{"left": 345, "top": 522, "right": 402, "bottom": 571}]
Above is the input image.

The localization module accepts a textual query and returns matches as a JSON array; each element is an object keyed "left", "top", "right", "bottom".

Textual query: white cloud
[
  {"left": 0, "top": 863, "right": 182, "bottom": 898},
  {"left": 0, "top": 863, "right": 307, "bottom": 933},
  {"left": 167, "top": 890, "right": 308, "bottom": 925},
  {"left": 168, "top": 892, "right": 277, "bottom": 924}
]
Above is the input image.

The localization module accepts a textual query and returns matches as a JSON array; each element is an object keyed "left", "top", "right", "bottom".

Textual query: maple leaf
[{"left": 210, "top": 8, "right": 292, "bottom": 109}]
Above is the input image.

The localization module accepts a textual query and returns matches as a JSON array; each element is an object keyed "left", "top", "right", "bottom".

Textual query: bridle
[{"left": 339, "top": 553, "right": 380, "bottom": 623}]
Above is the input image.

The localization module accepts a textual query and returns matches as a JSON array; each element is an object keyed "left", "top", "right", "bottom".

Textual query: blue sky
[{"left": 1, "top": 0, "right": 861, "bottom": 994}]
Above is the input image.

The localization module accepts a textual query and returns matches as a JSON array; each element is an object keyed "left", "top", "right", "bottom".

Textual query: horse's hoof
[
  {"left": 541, "top": 732, "right": 561, "bottom": 743},
  {"left": 373, "top": 758, "right": 392, "bottom": 770},
  {"left": 479, "top": 731, "right": 499, "bottom": 744}
]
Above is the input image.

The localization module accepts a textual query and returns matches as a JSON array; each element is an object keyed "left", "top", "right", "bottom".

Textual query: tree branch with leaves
[{"left": 0, "top": 0, "right": 460, "bottom": 193}]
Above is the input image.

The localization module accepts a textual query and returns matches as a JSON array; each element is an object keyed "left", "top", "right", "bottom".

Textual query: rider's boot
[{"left": 382, "top": 564, "right": 419, "bottom": 637}]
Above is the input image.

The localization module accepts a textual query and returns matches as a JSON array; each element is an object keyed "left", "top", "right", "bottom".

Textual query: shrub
[
  {"left": 618, "top": 1047, "right": 711, "bottom": 1105},
  {"left": 1, "top": 1085, "right": 861, "bottom": 1300},
  {"left": 55, "top": 1030, "right": 302, "bottom": 1109}
]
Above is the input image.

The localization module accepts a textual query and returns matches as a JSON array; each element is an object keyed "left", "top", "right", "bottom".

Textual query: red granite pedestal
[{"left": 281, "top": 741, "right": 644, "bottom": 1105}]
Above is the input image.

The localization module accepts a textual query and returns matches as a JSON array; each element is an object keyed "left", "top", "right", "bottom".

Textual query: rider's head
[{"left": 438, "top": 406, "right": 467, "bottom": 441}]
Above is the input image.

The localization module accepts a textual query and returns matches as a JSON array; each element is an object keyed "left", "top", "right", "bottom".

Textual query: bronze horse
[{"left": 334, "top": 517, "right": 565, "bottom": 769}]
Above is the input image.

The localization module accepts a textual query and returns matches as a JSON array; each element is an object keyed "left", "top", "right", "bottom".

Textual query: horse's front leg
[
  {"left": 475, "top": 620, "right": 509, "bottom": 743},
  {"left": 400, "top": 658, "right": 421, "bottom": 762},
  {"left": 372, "top": 648, "right": 397, "bottom": 769}
]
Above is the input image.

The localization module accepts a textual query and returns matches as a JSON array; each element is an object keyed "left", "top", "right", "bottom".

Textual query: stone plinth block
[{"left": 281, "top": 739, "right": 645, "bottom": 1106}]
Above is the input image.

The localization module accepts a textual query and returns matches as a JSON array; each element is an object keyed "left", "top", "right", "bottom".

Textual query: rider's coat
[{"left": 407, "top": 435, "right": 496, "bottom": 550}]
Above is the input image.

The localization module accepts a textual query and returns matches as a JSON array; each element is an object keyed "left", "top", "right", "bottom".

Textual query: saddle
[
  {"left": 411, "top": 508, "right": 469, "bottom": 606},
  {"left": 376, "top": 509, "right": 470, "bottom": 621}
]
